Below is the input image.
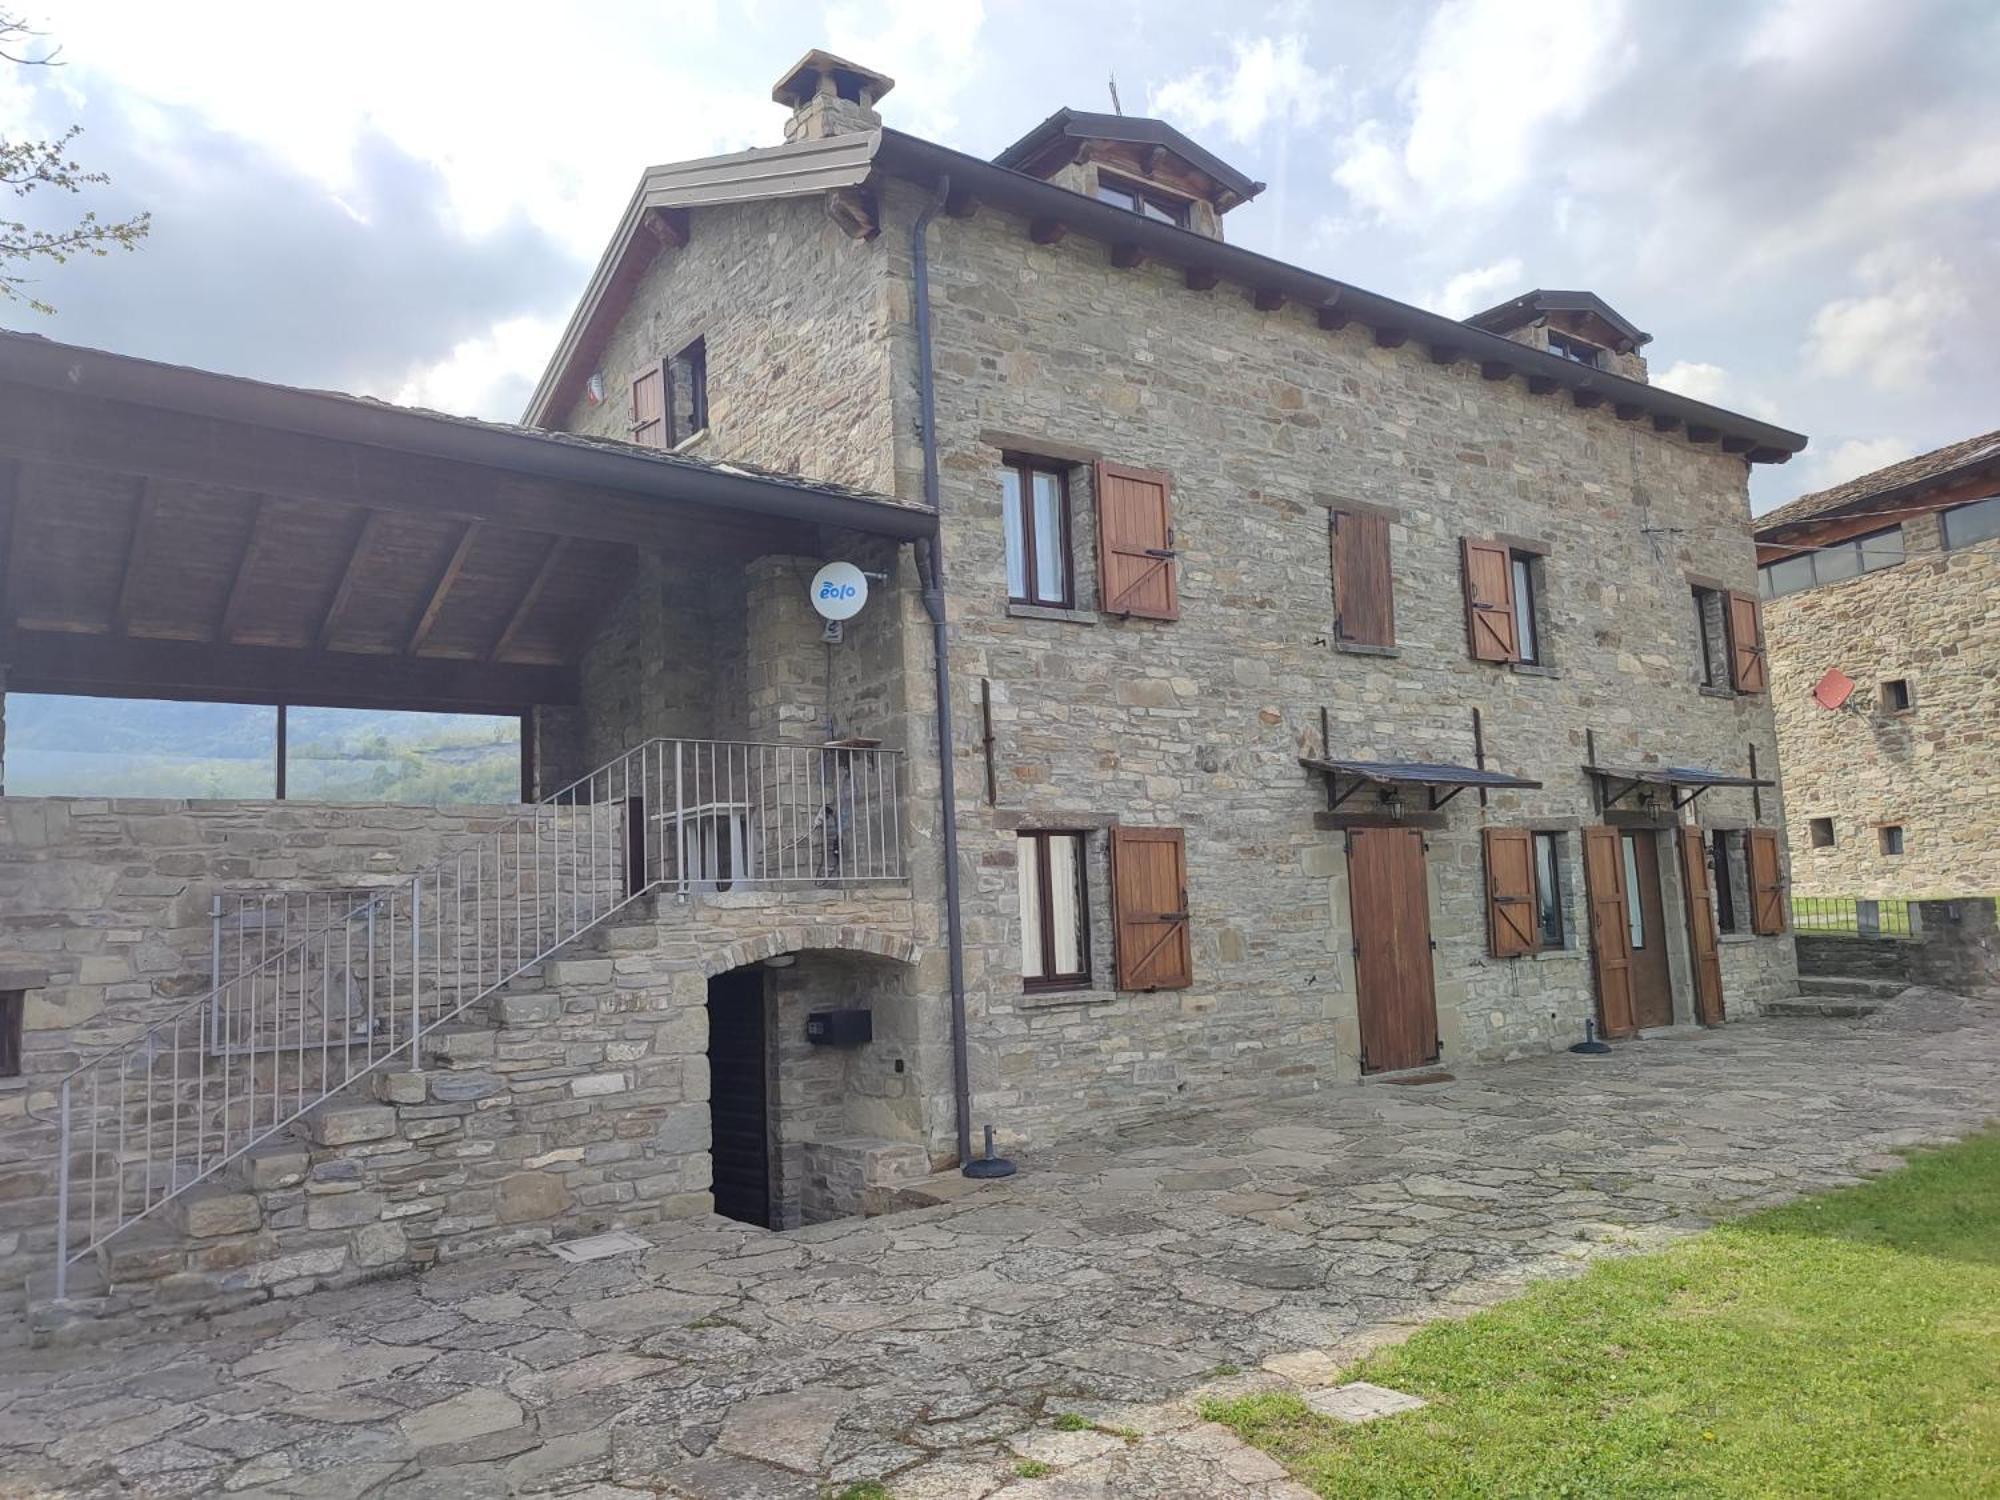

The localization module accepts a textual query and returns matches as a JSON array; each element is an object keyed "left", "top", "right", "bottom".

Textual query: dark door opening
[
  {"left": 706, "top": 966, "right": 771, "bottom": 1228},
  {"left": 1621, "top": 830, "right": 1675, "bottom": 1030},
  {"left": 1347, "top": 826, "right": 1439, "bottom": 1074}
]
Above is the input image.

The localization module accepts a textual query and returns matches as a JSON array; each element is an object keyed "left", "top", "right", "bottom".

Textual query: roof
[
  {"left": 1754, "top": 428, "right": 2000, "bottom": 537},
  {"left": 1301, "top": 758, "right": 1543, "bottom": 790},
  {"left": 991, "top": 108, "right": 1265, "bottom": 203},
  {"left": 1464, "top": 289, "right": 1652, "bottom": 350},
  {"left": 523, "top": 126, "right": 1808, "bottom": 463},
  {"left": 771, "top": 48, "right": 894, "bottom": 107},
  {"left": 0, "top": 329, "right": 935, "bottom": 543}
]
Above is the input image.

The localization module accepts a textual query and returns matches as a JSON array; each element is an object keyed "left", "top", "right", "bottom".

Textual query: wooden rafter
[
  {"left": 488, "top": 536, "right": 568, "bottom": 663},
  {"left": 316, "top": 510, "right": 378, "bottom": 651},
  {"left": 109, "top": 477, "right": 156, "bottom": 634},
  {"left": 216, "top": 497, "right": 274, "bottom": 644},
  {"left": 407, "top": 522, "right": 480, "bottom": 655},
  {"left": 0, "top": 457, "right": 22, "bottom": 629}
]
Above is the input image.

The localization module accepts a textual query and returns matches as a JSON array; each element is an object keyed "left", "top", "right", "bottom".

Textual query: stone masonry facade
[{"left": 1765, "top": 515, "right": 1999, "bottom": 899}]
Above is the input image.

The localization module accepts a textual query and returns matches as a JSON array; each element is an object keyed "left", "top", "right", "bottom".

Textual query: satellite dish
[
  {"left": 1813, "top": 668, "right": 1856, "bottom": 711},
  {"left": 809, "top": 561, "right": 868, "bottom": 621}
]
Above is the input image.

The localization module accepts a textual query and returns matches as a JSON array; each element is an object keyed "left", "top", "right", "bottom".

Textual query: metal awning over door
[{"left": 1300, "top": 756, "right": 1543, "bottom": 812}]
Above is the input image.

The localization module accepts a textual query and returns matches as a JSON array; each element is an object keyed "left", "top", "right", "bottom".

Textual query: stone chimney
[{"left": 772, "top": 49, "right": 895, "bottom": 143}]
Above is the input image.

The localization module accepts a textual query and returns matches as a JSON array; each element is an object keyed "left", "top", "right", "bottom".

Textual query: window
[
  {"left": 1880, "top": 678, "right": 1913, "bottom": 713},
  {"left": 1546, "top": 330, "right": 1602, "bottom": 367},
  {"left": 1692, "top": 586, "right": 1728, "bottom": 687},
  {"left": 1709, "top": 830, "right": 1747, "bottom": 935},
  {"left": 667, "top": 337, "right": 707, "bottom": 445},
  {"left": 1532, "top": 832, "right": 1565, "bottom": 948},
  {"left": 1809, "top": 817, "right": 1835, "bottom": 848},
  {"left": 1018, "top": 830, "right": 1090, "bottom": 990},
  {"left": 1941, "top": 494, "right": 2000, "bottom": 549},
  {"left": 0, "top": 991, "right": 21, "bottom": 1079},
  {"left": 1001, "top": 457, "right": 1074, "bottom": 607},
  {"left": 1511, "top": 552, "right": 1541, "bottom": 665},
  {"left": 1757, "top": 525, "right": 1904, "bottom": 598},
  {"left": 1621, "top": 833, "right": 1647, "bottom": 950},
  {"left": 1094, "top": 174, "right": 1190, "bottom": 228},
  {"left": 1879, "top": 825, "right": 1905, "bottom": 856}
]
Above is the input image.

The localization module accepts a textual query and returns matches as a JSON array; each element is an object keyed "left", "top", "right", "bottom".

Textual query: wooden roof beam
[
  {"left": 1185, "top": 266, "right": 1219, "bottom": 291},
  {"left": 1479, "top": 361, "right": 1513, "bottom": 382},
  {"left": 1572, "top": 388, "right": 1605, "bottom": 410},
  {"left": 1687, "top": 424, "right": 1721, "bottom": 445},
  {"left": 944, "top": 187, "right": 981, "bottom": 219},
  {"left": 1372, "top": 327, "right": 1410, "bottom": 349},
  {"left": 1428, "top": 345, "right": 1461, "bottom": 365},
  {"left": 1252, "top": 287, "right": 1286, "bottom": 312},
  {"left": 216, "top": 497, "right": 274, "bottom": 644},
  {"left": 488, "top": 536, "right": 568, "bottom": 663},
  {"left": 1029, "top": 217, "right": 1067, "bottom": 244},
  {"left": 1110, "top": 242, "right": 1146, "bottom": 269},
  {"left": 408, "top": 522, "right": 480, "bottom": 655},
  {"left": 1317, "top": 304, "right": 1350, "bottom": 332},
  {"left": 316, "top": 510, "right": 378, "bottom": 651},
  {"left": 1652, "top": 413, "right": 1682, "bottom": 434},
  {"left": 1721, "top": 435, "right": 1756, "bottom": 455},
  {"left": 109, "top": 477, "right": 156, "bottom": 634},
  {"left": 1527, "top": 374, "right": 1559, "bottom": 395}
]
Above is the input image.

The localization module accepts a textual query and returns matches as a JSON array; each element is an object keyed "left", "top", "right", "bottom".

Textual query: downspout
[{"left": 910, "top": 174, "right": 982, "bottom": 1171}]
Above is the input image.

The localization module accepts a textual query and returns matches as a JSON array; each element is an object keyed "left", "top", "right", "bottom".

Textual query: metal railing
[
  {"left": 45, "top": 736, "right": 903, "bottom": 1297},
  {"left": 1790, "top": 896, "right": 1917, "bottom": 938}
]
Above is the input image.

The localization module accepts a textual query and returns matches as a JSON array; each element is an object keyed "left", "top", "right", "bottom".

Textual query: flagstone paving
[{"left": 4, "top": 990, "right": 1996, "bottom": 1498}]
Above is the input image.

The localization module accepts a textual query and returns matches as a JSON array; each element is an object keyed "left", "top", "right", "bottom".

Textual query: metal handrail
[{"left": 43, "top": 735, "right": 905, "bottom": 1298}]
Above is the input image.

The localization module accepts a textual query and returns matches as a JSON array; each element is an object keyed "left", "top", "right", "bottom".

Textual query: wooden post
[
  {"left": 520, "top": 710, "right": 537, "bottom": 803},
  {"left": 274, "top": 703, "right": 287, "bottom": 801}
]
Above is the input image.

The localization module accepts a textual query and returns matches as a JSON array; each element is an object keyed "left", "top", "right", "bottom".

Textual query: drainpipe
[{"left": 910, "top": 174, "right": 980, "bottom": 1171}]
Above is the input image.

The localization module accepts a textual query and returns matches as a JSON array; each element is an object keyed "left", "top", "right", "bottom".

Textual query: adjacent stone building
[{"left": 1755, "top": 432, "right": 2000, "bottom": 899}]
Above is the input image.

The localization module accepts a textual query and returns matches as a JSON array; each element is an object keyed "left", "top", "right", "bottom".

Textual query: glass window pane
[
  {"left": 1095, "top": 184, "right": 1138, "bottom": 211},
  {"left": 284, "top": 709, "right": 520, "bottom": 805},
  {"left": 1815, "top": 541, "right": 1860, "bottom": 583},
  {"left": 1512, "top": 555, "right": 1538, "bottom": 663},
  {"left": 1047, "top": 834, "right": 1085, "bottom": 976},
  {"left": 1622, "top": 834, "right": 1646, "bottom": 950},
  {"left": 1942, "top": 495, "right": 2000, "bottom": 549},
  {"left": 1001, "top": 467, "right": 1027, "bottom": 599},
  {"left": 1857, "top": 526, "right": 1904, "bottom": 570},
  {"left": 1143, "top": 197, "right": 1179, "bottom": 225},
  {"left": 1764, "top": 554, "right": 1815, "bottom": 597},
  {"left": 1534, "top": 834, "right": 1563, "bottom": 947},
  {"left": 1017, "top": 835, "right": 1043, "bottom": 978},
  {"left": 1032, "top": 471, "right": 1066, "bottom": 603},
  {"left": 3, "top": 694, "right": 275, "bottom": 797}
]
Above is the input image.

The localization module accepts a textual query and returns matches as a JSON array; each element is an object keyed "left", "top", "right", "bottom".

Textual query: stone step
[
  {"left": 1796, "top": 975, "right": 1906, "bottom": 1000},
  {"left": 95, "top": 1223, "right": 186, "bottom": 1285},
  {"left": 1762, "top": 997, "right": 1884, "bottom": 1020}
]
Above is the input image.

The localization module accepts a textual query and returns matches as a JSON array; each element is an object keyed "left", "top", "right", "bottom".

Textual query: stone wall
[
  {"left": 877, "top": 176, "right": 1797, "bottom": 1150},
  {"left": 1797, "top": 897, "right": 2000, "bottom": 995},
  {"left": 1765, "top": 523, "right": 2000, "bottom": 899}
]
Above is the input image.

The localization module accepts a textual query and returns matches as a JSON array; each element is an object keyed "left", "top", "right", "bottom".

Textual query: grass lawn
[{"left": 1207, "top": 1130, "right": 2000, "bottom": 1498}]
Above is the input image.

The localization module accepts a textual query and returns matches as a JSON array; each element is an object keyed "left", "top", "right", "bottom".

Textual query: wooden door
[
  {"left": 1347, "top": 827, "right": 1438, "bottom": 1074},
  {"left": 1581, "top": 826, "right": 1637, "bottom": 1038},
  {"left": 1678, "top": 826, "right": 1727, "bottom": 1026},
  {"left": 706, "top": 966, "right": 770, "bottom": 1228},
  {"left": 1622, "top": 830, "right": 1674, "bottom": 1029}
]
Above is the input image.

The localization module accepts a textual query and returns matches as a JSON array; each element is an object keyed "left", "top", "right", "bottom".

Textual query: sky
[{"left": 3, "top": 0, "right": 1996, "bottom": 513}]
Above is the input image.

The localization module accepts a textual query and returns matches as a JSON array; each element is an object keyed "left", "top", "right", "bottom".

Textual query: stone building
[
  {"left": 1755, "top": 431, "right": 2000, "bottom": 899},
  {"left": 0, "top": 47, "right": 1810, "bottom": 1332}
]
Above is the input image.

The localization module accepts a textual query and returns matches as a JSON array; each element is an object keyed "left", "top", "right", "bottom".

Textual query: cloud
[
  {"left": 1150, "top": 34, "right": 1336, "bottom": 144},
  {"left": 1803, "top": 250, "right": 1968, "bottom": 392},
  {"left": 1784, "top": 435, "right": 1919, "bottom": 502},
  {"left": 392, "top": 314, "right": 569, "bottom": 421},
  {"left": 1333, "top": 0, "right": 1633, "bottom": 225},
  {"left": 1653, "top": 361, "right": 1781, "bottom": 421},
  {"left": 1424, "top": 257, "right": 1523, "bottom": 319},
  {"left": 827, "top": 0, "right": 988, "bottom": 140}
]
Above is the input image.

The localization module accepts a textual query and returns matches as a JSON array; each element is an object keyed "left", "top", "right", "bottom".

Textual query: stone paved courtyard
[{"left": 5, "top": 992, "right": 1997, "bottom": 1499}]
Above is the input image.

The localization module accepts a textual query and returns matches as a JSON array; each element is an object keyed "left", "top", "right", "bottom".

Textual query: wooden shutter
[
  {"left": 1747, "top": 827, "right": 1785, "bottom": 934},
  {"left": 1483, "top": 827, "right": 1538, "bottom": 958},
  {"left": 1095, "top": 462, "right": 1179, "bottom": 620},
  {"left": 1333, "top": 510, "right": 1395, "bottom": 647},
  {"left": 1581, "top": 826, "right": 1637, "bottom": 1038},
  {"left": 1725, "top": 591, "right": 1767, "bottom": 693},
  {"left": 630, "top": 362, "right": 667, "bottom": 449},
  {"left": 1461, "top": 539, "right": 1519, "bottom": 662},
  {"left": 1677, "top": 826, "right": 1726, "bottom": 1025},
  {"left": 1110, "top": 826, "right": 1192, "bottom": 990}
]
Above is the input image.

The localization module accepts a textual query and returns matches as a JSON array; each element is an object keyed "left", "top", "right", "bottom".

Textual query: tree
[{"left": 2, "top": 10, "right": 149, "bottom": 313}]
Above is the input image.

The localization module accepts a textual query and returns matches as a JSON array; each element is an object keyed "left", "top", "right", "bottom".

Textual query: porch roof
[
  {"left": 1300, "top": 757, "right": 1543, "bottom": 812},
  {"left": 0, "top": 333, "right": 932, "bottom": 715},
  {"left": 1583, "top": 762, "right": 1777, "bottom": 813}
]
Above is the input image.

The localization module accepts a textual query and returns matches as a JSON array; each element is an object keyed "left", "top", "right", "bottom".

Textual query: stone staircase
[
  {"left": 28, "top": 908, "right": 713, "bottom": 1342},
  {"left": 1762, "top": 975, "right": 1905, "bottom": 1019}
]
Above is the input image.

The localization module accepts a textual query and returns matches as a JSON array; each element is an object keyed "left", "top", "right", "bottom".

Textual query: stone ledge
[{"left": 1006, "top": 602, "right": 1097, "bottom": 626}]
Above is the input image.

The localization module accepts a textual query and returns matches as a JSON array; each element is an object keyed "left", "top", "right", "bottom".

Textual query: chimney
[{"left": 772, "top": 49, "right": 895, "bottom": 144}]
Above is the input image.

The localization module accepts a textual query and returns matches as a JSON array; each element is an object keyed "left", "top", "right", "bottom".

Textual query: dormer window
[
  {"left": 1094, "top": 173, "right": 1190, "bottom": 229},
  {"left": 1546, "top": 330, "right": 1603, "bottom": 368}
]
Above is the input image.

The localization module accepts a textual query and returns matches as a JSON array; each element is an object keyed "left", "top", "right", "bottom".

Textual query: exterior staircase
[{"left": 1762, "top": 975, "right": 1906, "bottom": 1019}]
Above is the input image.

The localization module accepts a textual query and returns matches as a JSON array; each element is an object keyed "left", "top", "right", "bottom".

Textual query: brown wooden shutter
[
  {"left": 1110, "top": 826, "right": 1192, "bottom": 990},
  {"left": 1095, "top": 462, "right": 1179, "bottom": 620},
  {"left": 1677, "top": 826, "right": 1726, "bottom": 1025},
  {"left": 1581, "top": 826, "right": 1637, "bottom": 1038},
  {"left": 1333, "top": 510, "right": 1395, "bottom": 647},
  {"left": 1747, "top": 827, "right": 1785, "bottom": 934},
  {"left": 630, "top": 362, "right": 667, "bottom": 449},
  {"left": 1461, "top": 538, "right": 1519, "bottom": 662},
  {"left": 1725, "top": 591, "right": 1767, "bottom": 693},
  {"left": 1483, "top": 827, "right": 1538, "bottom": 958}
]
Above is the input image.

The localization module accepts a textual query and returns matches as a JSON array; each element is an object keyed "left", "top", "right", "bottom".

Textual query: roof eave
[{"left": 1755, "top": 451, "right": 2000, "bottom": 540}]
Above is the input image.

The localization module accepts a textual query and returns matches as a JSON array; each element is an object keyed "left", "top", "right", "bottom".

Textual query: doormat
[
  {"left": 549, "top": 1229, "right": 651, "bottom": 1263},
  {"left": 1381, "top": 1072, "right": 1454, "bottom": 1086}
]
